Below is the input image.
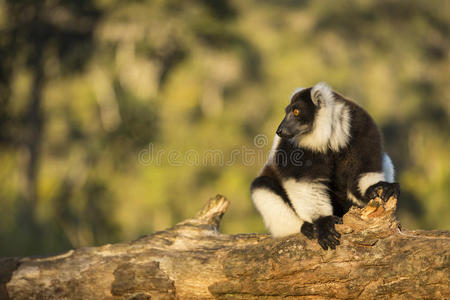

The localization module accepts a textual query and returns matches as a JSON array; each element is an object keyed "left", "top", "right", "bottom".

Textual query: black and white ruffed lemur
[{"left": 251, "top": 83, "right": 400, "bottom": 250}]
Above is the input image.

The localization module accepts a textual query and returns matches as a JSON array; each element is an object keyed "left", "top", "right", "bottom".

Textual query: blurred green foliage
[{"left": 0, "top": 0, "right": 449, "bottom": 257}]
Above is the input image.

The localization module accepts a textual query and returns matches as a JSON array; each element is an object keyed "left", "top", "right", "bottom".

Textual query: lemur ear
[{"left": 311, "top": 82, "right": 334, "bottom": 108}]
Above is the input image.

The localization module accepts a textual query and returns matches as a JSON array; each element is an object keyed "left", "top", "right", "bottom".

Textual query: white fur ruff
[
  {"left": 329, "top": 102, "right": 351, "bottom": 152},
  {"left": 251, "top": 188, "right": 304, "bottom": 237},
  {"left": 297, "top": 82, "right": 351, "bottom": 153},
  {"left": 283, "top": 179, "right": 333, "bottom": 223}
]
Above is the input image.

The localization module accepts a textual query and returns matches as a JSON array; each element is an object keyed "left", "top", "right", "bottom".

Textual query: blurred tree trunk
[
  {"left": 25, "top": 46, "right": 44, "bottom": 211},
  {"left": 3, "top": 0, "right": 100, "bottom": 218},
  {"left": 1, "top": 195, "right": 449, "bottom": 299}
]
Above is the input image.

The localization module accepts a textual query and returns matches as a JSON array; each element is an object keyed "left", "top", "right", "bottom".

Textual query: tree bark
[{"left": 1, "top": 195, "right": 449, "bottom": 299}]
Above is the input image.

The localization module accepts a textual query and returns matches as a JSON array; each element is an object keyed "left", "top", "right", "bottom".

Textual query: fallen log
[{"left": 1, "top": 195, "right": 449, "bottom": 299}]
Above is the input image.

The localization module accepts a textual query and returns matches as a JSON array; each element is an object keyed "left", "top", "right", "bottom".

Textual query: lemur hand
[
  {"left": 315, "top": 216, "right": 342, "bottom": 250},
  {"left": 300, "top": 221, "right": 317, "bottom": 240}
]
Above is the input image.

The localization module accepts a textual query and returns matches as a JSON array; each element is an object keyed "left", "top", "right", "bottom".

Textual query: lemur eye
[{"left": 293, "top": 108, "right": 300, "bottom": 117}]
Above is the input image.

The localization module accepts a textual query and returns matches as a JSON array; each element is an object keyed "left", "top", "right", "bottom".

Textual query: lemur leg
[
  {"left": 283, "top": 179, "right": 340, "bottom": 250},
  {"left": 359, "top": 153, "right": 400, "bottom": 202},
  {"left": 251, "top": 176, "right": 304, "bottom": 237}
]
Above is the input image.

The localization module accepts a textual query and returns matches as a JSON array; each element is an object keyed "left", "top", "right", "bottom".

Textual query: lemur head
[{"left": 276, "top": 82, "right": 351, "bottom": 153}]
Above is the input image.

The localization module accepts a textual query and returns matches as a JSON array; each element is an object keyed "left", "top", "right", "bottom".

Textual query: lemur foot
[
  {"left": 366, "top": 181, "right": 400, "bottom": 202},
  {"left": 315, "top": 216, "right": 342, "bottom": 250},
  {"left": 300, "top": 222, "right": 317, "bottom": 240}
]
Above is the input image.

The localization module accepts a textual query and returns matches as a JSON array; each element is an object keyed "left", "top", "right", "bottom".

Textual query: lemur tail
[{"left": 382, "top": 153, "right": 395, "bottom": 183}]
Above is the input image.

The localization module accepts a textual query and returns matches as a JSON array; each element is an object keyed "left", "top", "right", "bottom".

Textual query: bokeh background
[{"left": 1, "top": 0, "right": 449, "bottom": 257}]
